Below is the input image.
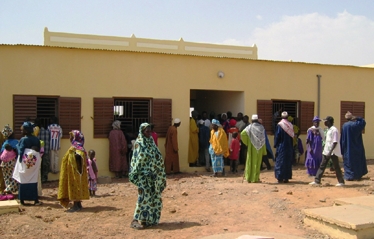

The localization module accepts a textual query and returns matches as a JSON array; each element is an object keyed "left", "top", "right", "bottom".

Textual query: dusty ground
[{"left": 1, "top": 161, "right": 374, "bottom": 239}]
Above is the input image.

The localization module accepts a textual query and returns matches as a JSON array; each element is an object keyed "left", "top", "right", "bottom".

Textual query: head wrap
[
  {"left": 345, "top": 111, "right": 353, "bottom": 119},
  {"left": 312, "top": 116, "right": 321, "bottom": 122},
  {"left": 139, "top": 122, "right": 150, "bottom": 135},
  {"left": 174, "top": 118, "right": 181, "bottom": 124},
  {"left": 136, "top": 123, "right": 155, "bottom": 147},
  {"left": 281, "top": 111, "right": 288, "bottom": 117},
  {"left": 287, "top": 116, "right": 294, "bottom": 122},
  {"left": 229, "top": 119, "right": 237, "bottom": 127},
  {"left": 1, "top": 124, "right": 13, "bottom": 138},
  {"left": 70, "top": 130, "right": 85, "bottom": 151},
  {"left": 112, "top": 120, "right": 121, "bottom": 130},
  {"left": 22, "top": 121, "right": 34, "bottom": 134},
  {"left": 252, "top": 114, "right": 258, "bottom": 120},
  {"left": 212, "top": 119, "right": 221, "bottom": 127}
]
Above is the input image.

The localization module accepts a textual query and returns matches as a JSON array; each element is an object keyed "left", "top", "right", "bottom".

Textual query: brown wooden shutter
[
  {"left": 152, "top": 99, "right": 172, "bottom": 137},
  {"left": 257, "top": 100, "right": 273, "bottom": 134},
  {"left": 94, "top": 98, "right": 114, "bottom": 138},
  {"left": 13, "top": 95, "right": 37, "bottom": 139},
  {"left": 59, "top": 97, "right": 81, "bottom": 138},
  {"left": 340, "top": 101, "right": 365, "bottom": 132},
  {"left": 300, "top": 101, "right": 315, "bottom": 134}
]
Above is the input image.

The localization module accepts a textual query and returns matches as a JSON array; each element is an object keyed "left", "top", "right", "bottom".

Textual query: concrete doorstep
[
  {"left": 0, "top": 200, "right": 19, "bottom": 215},
  {"left": 303, "top": 195, "right": 374, "bottom": 239}
]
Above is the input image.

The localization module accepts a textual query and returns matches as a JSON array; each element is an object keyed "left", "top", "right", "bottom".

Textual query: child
[
  {"left": 150, "top": 124, "right": 158, "bottom": 146},
  {"left": 229, "top": 132, "right": 240, "bottom": 173},
  {"left": 87, "top": 150, "right": 98, "bottom": 197},
  {"left": 227, "top": 119, "right": 239, "bottom": 166}
]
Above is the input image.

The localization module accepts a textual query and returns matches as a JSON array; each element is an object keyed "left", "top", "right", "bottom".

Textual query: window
[
  {"left": 114, "top": 98, "right": 151, "bottom": 135},
  {"left": 93, "top": 97, "right": 171, "bottom": 138},
  {"left": 13, "top": 95, "right": 81, "bottom": 139},
  {"left": 257, "top": 100, "right": 314, "bottom": 135},
  {"left": 340, "top": 101, "right": 365, "bottom": 132}
]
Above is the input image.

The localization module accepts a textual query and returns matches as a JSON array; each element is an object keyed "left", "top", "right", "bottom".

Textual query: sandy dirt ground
[{"left": 1, "top": 161, "right": 374, "bottom": 239}]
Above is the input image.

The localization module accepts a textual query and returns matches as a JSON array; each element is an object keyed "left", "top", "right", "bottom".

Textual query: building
[{"left": 1, "top": 28, "right": 373, "bottom": 179}]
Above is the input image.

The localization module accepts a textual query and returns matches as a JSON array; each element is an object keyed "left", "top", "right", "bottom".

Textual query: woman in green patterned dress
[{"left": 129, "top": 123, "right": 167, "bottom": 229}]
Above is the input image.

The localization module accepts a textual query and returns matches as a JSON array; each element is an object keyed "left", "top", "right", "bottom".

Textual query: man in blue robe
[
  {"left": 274, "top": 111, "right": 294, "bottom": 183},
  {"left": 340, "top": 111, "right": 368, "bottom": 180},
  {"left": 259, "top": 118, "right": 274, "bottom": 170}
]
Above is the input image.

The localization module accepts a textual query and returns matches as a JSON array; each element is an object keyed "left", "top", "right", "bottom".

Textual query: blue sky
[{"left": 1, "top": 1, "right": 374, "bottom": 66}]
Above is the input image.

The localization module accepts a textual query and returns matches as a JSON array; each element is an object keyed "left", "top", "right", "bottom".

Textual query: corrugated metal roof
[{"left": 0, "top": 43, "right": 365, "bottom": 68}]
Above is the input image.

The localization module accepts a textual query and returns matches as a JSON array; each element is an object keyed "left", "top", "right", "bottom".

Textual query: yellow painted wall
[{"left": 1, "top": 45, "right": 374, "bottom": 180}]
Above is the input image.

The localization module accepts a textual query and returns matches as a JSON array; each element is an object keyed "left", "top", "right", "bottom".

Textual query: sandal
[
  {"left": 67, "top": 206, "right": 79, "bottom": 213},
  {"left": 130, "top": 220, "right": 144, "bottom": 230},
  {"left": 34, "top": 201, "right": 43, "bottom": 206}
]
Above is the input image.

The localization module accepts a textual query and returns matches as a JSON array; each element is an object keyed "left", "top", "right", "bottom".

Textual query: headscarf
[
  {"left": 244, "top": 122, "right": 266, "bottom": 150},
  {"left": 70, "top": 130, "right": 85, "bottom": 151},
  {"left": 212, "top": 119, "right": 221, "bottom": 127},
  {"left": 112, "top": 120, "right": 121, "bottom": 130},
  {"left": 22, "top": 121, "right": 34, "bottom": 134},
  {"left": 229, "top": 119, "right": 237, "bottom": 127},
  {"left": 136, "top": 123, "right": 153, "bottom": 147},
  {"left": 2, "top": 124, "right": 13, "bottom": 138}
]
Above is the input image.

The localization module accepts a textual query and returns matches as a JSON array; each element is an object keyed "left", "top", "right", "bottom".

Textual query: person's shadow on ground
[{"left": 150, "top": 221, "right": 201, "bottom": 230}]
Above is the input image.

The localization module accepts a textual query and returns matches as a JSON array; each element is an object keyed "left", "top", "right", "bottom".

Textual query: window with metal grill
[
  {"left": 257, "top": 99, "right": 314, "bottom": 135},
  {"left": 114, "top": 99, "right": 151, "bottom": 136},
  {"left": 93, "top": 97, "right": 171, "bottom": 138},
  {"left": 13, "top": 95, "right": 81, "bottom": 139},
  {"left": 37, "top": 98, "right": 57, "bottom": 128}
]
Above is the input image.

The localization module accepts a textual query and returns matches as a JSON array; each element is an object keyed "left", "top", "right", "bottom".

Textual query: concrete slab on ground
[
  {"left": 198, "top": 231, "right": 304, "bottom": 239},
  {"left": 303, "top": 204, "right": 374, "bottom": 239},
  {"left": 334, "top": 195, "right": 374, "bottom": 207},
  {"left": 0, "top": 200, "right": 19, "bottom": 215}
]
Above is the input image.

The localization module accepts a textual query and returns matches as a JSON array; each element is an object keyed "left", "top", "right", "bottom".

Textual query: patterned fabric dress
[
  {"left": 129, "top": 123, "right": 166, "bottom": 227},
  {"left": 1, "top": 155, "right": 18, "bottom": 193},
  {"left": 58, "top": 130, "right": 89, "bottom": 208},
  {"left": 0, "top": 138, "right": 19, "bottom": 193}
]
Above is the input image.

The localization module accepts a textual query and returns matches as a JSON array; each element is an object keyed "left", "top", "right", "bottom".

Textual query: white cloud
[
  {"left": 256, "top": 15, "right": 262, "bottom": 20},
  {"left": 225, "top": 11, "right": 374, "bottom": 66}
]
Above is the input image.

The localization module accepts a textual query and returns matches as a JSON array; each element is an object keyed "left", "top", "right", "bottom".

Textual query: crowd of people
[
  {"left": 0, "top": 117, "right": 98, "bottom": 213},
  {"left": 0, "top": 109, "right": 369, "bottom": 229},
  {"left": 185, "top": 110, "right": 368, "bottom": 186}
]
